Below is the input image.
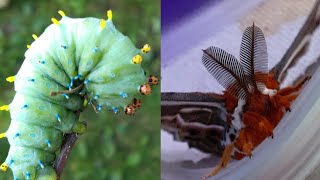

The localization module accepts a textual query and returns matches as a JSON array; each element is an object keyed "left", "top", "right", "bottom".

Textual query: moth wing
[{"left": 161, "top": 92, "right": 226, "bottom": 155}]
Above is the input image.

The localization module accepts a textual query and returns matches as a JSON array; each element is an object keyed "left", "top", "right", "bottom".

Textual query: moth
[
  {"left": 201, "top": 23, "right": 309, "bottom": 178},
  {"left": 161, "top": 1, "right": 320, "bottom": 179},
  {"left": 0, "top": 10, "right": 158, "bottom": 180}
]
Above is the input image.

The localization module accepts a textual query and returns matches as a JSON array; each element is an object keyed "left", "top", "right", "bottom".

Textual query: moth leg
[
  {"left": 273, "top": 93, "right": 299, "bottom": 112},
  {"left": 278, "top": 76, "right": 311, "bottom": 96},
  {"left": 235, "top": 129, "right": 254, "bottom": 157},
  {"left": 273, "top": 76, "right": 310, "bottom": 111},
  {"left": 202, "top": 143, "right": 234, "bottom": 179},
  {"left": 243, "top": 111, "right": 273, "bottom": 137},
  {"left": 71, "top": 121, "right": 87, "bottom": 134}
]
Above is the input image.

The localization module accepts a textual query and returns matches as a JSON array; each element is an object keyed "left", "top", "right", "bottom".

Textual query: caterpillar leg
[
  {"left": 11, "top": 165, "right": 56, "bottom": 180},
  {"left": 202, "top": 143, "right": 234, "bottom": 179},
  {"left": 11, "top": 164, "right": 36, "bottom": 180},
  {"left": 35, "top": 166, "right": 57, "bottom": 180},
  {"left": 71, "top": 121, "right": 87, "bottom": 134}
]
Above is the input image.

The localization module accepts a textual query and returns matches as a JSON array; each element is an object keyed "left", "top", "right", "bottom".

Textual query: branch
[
  {"left": 54, "top": 133, "right": 80, "bottom": 180},
  {"left": 53, "top": 110, "right": 83, "bottom": 180}
]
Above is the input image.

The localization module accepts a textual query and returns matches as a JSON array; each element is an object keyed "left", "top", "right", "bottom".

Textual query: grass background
[{"left": 0, "top": 0, "right": 160, "bottom": 179}]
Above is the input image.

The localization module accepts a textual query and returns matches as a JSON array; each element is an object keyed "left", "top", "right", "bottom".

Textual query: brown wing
[{"left": 161, "top": 92, "right": 225, "bottom": 155}]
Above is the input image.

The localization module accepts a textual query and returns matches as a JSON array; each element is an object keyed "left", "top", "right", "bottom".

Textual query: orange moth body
[
  {"left": 201, "top": 23, "right": 309, "bottom": 178},
  {"left": 224, "top": 74, "right": 307, "bottom": 160}
]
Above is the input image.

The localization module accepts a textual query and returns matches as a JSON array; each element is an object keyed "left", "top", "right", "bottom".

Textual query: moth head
[{"left": 266, "top": 74, "right": 280, "bottom": 90}]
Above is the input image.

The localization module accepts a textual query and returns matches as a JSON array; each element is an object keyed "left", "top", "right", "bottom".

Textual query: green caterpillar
[{"left": 0, "top": 10, "right": 158, "bottom": 180}]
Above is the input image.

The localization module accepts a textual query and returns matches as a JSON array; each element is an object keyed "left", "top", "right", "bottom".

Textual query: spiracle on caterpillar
[{"left": 0, "top": 9, "right": 159, "bottom": 180}]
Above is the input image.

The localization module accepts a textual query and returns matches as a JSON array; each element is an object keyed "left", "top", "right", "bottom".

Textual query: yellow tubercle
[
  {"left": 6, "top": 76, "right": 15, "bottom": 83},
  {"left": 27, "top": 45, "right": 31, "bottom": 49},
  {"left": 51, "top": 18, "right": 60, "bottom": 25},
  {"left": 132, "top": 55, "right": 143, "bottom": 64},
  {"left": 141, "top": 44, "right": 151, "bottom": 54},
  {"left": 0, "top": 163, "right": 8, "bottom": 171},
  {"left": 107, "top": 10, "right": 112, "bottom": 21},
  {"left": 0, "top": 133, "right": 6, "bottom": 139},
  {"left": 100, "top": 19, "right": 106, "bottom": 29},
  {"left": 32, "top": 34, "right": 38, "bottom": 40},
  {"left": 58, "top": 10, "right": 66, "bottom": 17},
  {"left": 0, "top": 105, "right": 9, "bottom": 111}
]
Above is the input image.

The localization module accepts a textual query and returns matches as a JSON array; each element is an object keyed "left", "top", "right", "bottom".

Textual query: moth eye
[
  {"left": 141, "top": 44, "right": 151, "bottom": 54},
  {"left": 132, "top": 54, "right": 143, "bottom": 64},
  {"left": 139, "top": 84, "right": 152, "bottom": 95}
]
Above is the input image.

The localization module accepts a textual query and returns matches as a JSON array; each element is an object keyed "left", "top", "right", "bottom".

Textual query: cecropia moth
[{"left": 201, "top": 23, "right": 309, "bottom": 179}]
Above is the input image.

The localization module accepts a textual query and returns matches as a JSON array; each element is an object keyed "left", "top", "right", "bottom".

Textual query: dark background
[{"left": 161, "top": 0, "right": 215, "bottom": 32}]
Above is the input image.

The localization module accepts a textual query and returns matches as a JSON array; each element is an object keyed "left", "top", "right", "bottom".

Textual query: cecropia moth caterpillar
[
  {"left": 201, "top": 23, "right": 309, "bottom": 179},
  {"left": 0, "top": 10, "right": 158, "bottom": 180}
]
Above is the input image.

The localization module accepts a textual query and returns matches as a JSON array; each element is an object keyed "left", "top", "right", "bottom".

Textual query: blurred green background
[{"left": 0, "top": 0, "right": 160, "bottom": 180}]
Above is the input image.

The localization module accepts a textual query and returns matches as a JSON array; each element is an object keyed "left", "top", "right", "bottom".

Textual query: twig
[
  {"left": 54, "top": 110, "right": 82, "bottom": 180},
  {"left": 54, "top": 133, "right": 80, "bottom": 180},
  {"left": 51, "top": 84, "right": 84, "bottom": 96}
]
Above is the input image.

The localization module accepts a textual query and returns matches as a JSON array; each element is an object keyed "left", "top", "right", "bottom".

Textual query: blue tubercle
[{"left": 120, "top": 92, "right": 128, "bottom": 98}]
